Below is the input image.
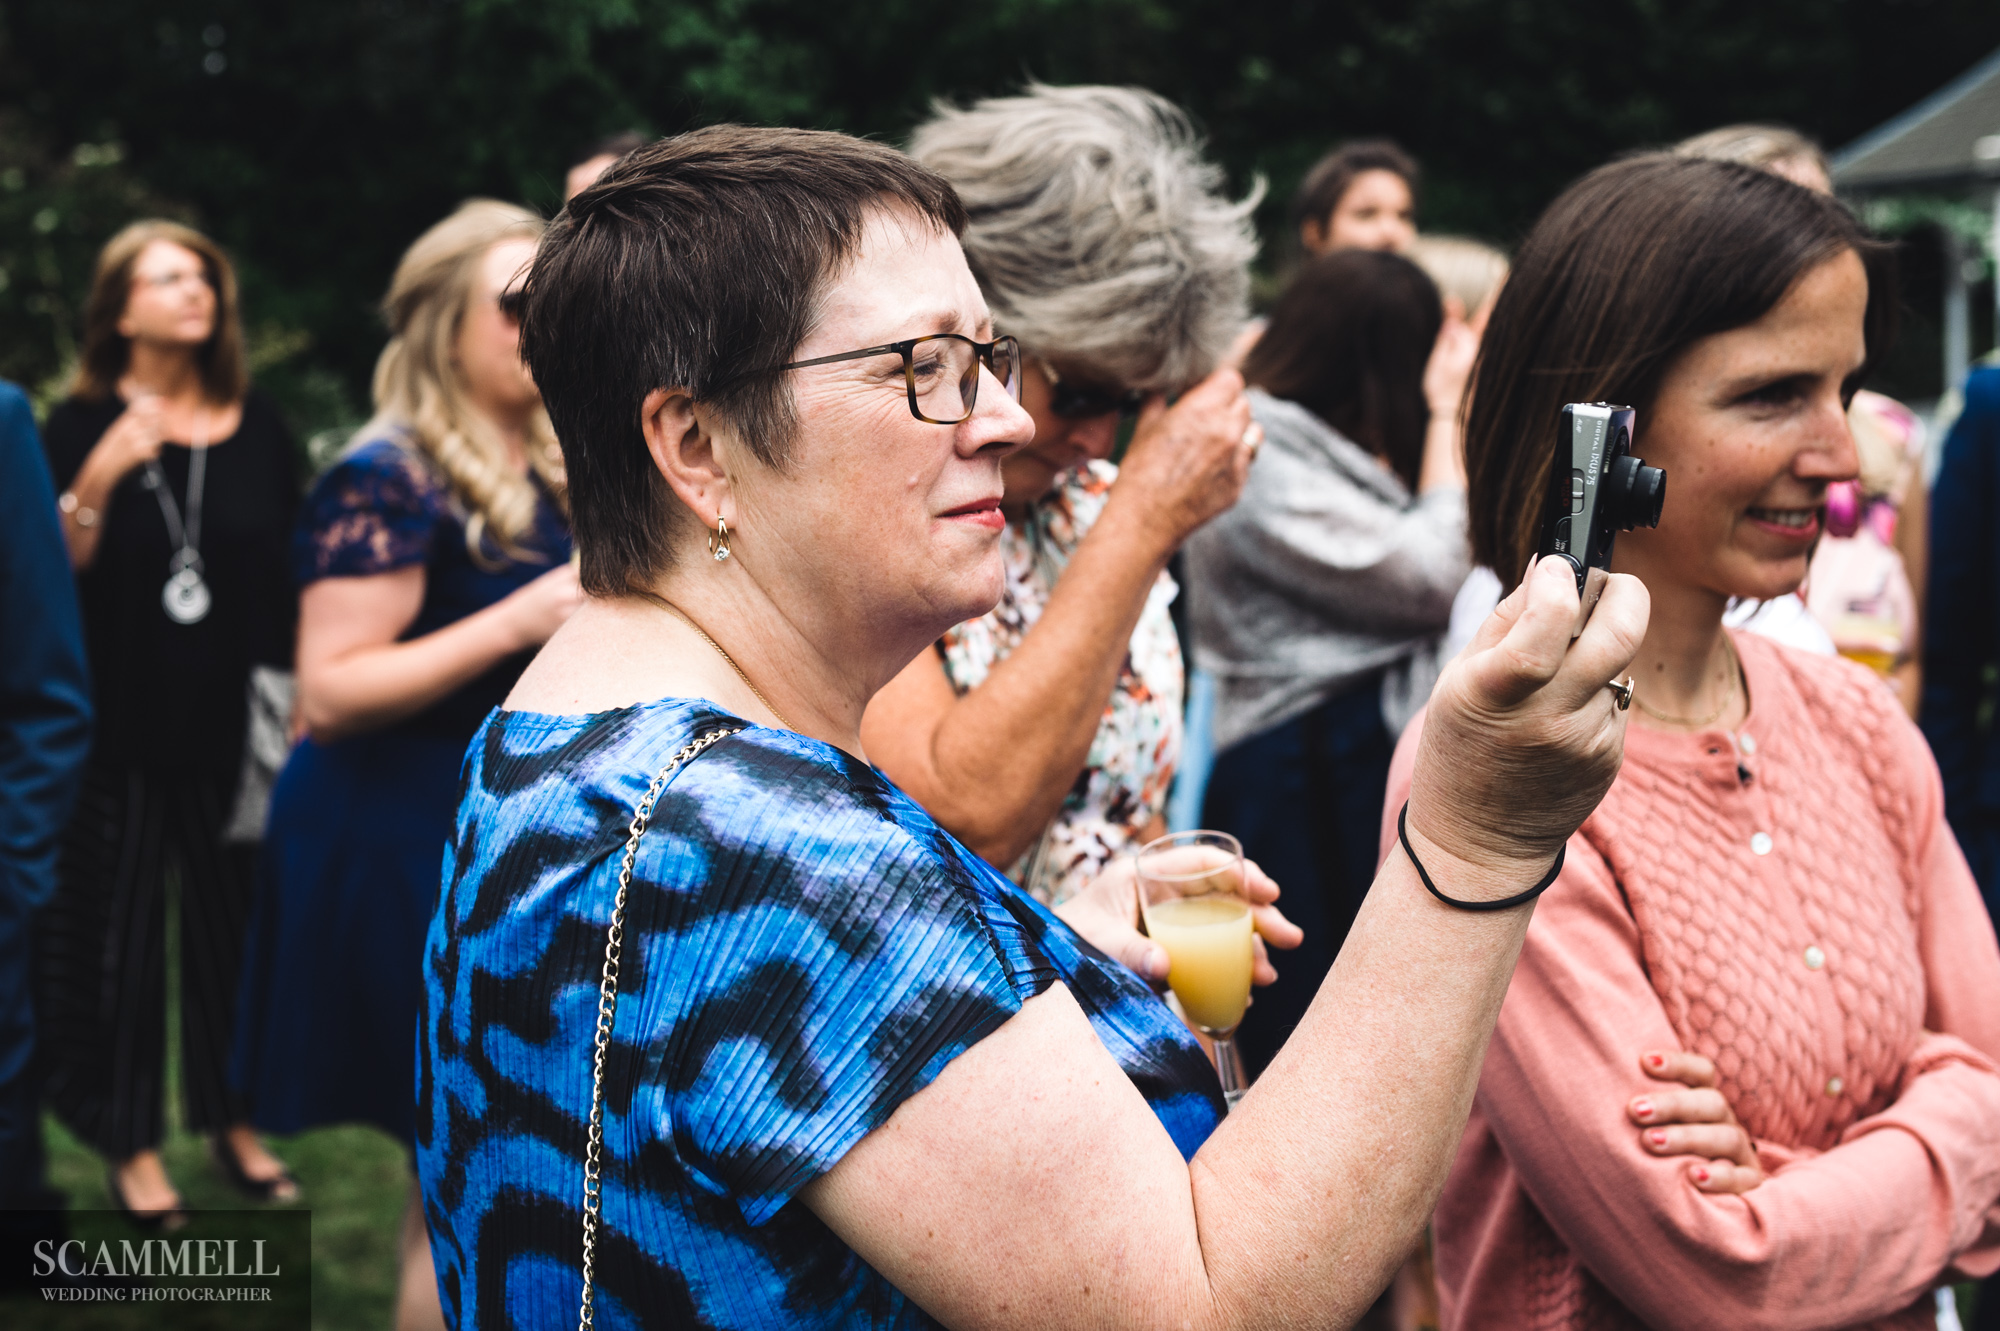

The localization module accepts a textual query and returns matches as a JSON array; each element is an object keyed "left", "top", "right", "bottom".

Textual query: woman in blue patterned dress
[
  {"left": 417, "top": 126, "right": 1650, "bottom": 1328},
  {"left": 233, "top": 201, "right": 577, "bottom": 1328}
]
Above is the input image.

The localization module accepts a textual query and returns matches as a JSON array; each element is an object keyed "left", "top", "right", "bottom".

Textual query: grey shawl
[{"left": 1184, "top": 389, "right": 1470, "bottom": 751}]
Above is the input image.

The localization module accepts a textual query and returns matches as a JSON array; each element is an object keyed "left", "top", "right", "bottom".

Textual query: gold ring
[{"left": 1608, "top": 677, "right": 1634, "bottom": 711}]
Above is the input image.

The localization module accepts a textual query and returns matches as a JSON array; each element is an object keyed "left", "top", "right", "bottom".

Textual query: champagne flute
[{"left": 1136, "top": 829, "right": 1253, "bottom": 1110}]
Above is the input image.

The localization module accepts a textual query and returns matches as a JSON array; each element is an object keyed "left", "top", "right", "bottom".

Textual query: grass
[
  {"left": 3, "top": 868, "right": 413, "bottom": 1330},
  {"left": 19, "top": 1117, "right": 411, "bottom": 1330}
]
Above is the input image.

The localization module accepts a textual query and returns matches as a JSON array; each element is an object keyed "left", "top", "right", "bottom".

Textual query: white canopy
[{"left": 1833, "top": 47, "right": 2000, "bottom": 396}]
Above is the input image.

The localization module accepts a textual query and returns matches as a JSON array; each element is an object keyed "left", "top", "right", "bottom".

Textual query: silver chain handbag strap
[{"left": 579, "top": 725, "right": 742, "bottom": 1331}]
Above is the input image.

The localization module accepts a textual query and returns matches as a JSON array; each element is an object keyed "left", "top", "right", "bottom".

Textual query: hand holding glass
[{"left": 1136, "top": 830, "right": 1253, "bottom": 1110}]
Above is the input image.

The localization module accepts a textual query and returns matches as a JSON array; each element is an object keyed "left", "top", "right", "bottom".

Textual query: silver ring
[
  {"left": 1608, "top": 677, "right": 1634, "bottom": 711},
  {"left": 1241, "top": 422, "right": 1263, "bottom": 456}
]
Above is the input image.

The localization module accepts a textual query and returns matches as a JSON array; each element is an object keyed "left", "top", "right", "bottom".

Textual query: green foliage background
[
  {"left": 0, "top": 6, "right": 1997, "bottom": 1323},
  {"left": 2, "top": 0, "right": 1998, "bottom": 435}
]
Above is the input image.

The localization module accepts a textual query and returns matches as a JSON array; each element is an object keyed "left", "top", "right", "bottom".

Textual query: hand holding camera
[
  {"left": 1404, "top": 403, "right": 1666, "bottom": 888},
  {"left": 1541, "top": 403, "right": 1666, "bottom": 635}
]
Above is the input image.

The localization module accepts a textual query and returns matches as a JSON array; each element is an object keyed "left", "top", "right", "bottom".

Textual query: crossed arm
[
  {"left": 1459, "top": 813, "right": 2000, "bottom": 1330},
  {"left": 296, "top": 563, "right": 579, "bottom": 742}
]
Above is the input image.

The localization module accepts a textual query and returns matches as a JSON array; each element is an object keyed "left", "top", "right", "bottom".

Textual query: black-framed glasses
[
  {"left": 1039, "top": 357, "right": 1146, "bottom": 420},
  {"left": 776, "top": 333, "right": 1021, "bottom": 425}
]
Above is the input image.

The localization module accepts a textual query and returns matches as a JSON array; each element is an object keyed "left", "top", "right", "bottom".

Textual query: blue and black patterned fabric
[{"left": 418, "top": 697, "right": 1225, "bottom": 1329}]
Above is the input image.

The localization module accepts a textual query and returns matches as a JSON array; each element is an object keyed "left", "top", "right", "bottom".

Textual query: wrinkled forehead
[{"left": 804, "top": 206, "right": 991, "bottom": 347}]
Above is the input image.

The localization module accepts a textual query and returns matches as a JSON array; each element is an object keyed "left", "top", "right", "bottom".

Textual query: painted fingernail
[
  {"left": 1648, "top": 1053, "right": 1666, "bottom": 1069},
  {"left": 1694, "top": 1167, "right": 1710, "bottom": 1185},
  {"left": 1648, "top": 1130, "right": 1667, "bottom": 1147},
  {"left": 1633, "top": 1099, "right": 1654, "bottom": 1119}
]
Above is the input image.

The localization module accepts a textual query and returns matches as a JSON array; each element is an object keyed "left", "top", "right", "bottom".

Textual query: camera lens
[{"left": 1604, "top": 453, "right": 1666, "bottom": 530}]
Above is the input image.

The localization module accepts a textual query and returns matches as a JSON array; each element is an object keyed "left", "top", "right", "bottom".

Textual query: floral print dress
[{"left": 937, "top": 460, "right": 1183, "bottom": 905}]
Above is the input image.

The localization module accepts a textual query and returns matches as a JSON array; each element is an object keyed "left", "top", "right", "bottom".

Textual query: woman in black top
[{"left": 42, "top": 220, "right": 299, "bottom": 1223}]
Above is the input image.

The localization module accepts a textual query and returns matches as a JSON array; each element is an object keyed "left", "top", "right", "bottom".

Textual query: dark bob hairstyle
[
  {"left": 1290, "top": 139, "right": 1420, "bottom": 241},
  {"left": 519, "top": 124, "right": 969, "bottom": 597},
  {"left": 1464, "top": 155, "right": 1897, "bottom": 590},
  {"left": 1242, "top": 249, "right": 1442, "bottom": 492}
]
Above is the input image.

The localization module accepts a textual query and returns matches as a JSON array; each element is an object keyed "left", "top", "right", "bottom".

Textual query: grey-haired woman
[{"left": 861, "top": 85, "right": 1267, "bottom": 944}]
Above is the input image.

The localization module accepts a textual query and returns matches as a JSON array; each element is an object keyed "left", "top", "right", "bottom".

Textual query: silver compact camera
[{"left": 1539, "top": 403, "right": 1665, "bottom": 635}]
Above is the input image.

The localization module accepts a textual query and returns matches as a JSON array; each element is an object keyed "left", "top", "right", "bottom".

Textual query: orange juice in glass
[{"left": 1137, "top": 830, "right": 1252, "bottom": 1109}]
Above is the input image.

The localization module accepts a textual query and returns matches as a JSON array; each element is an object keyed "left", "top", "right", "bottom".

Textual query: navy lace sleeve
[{"left": 294, "top": 438, "right": 447, "bottom": 586}]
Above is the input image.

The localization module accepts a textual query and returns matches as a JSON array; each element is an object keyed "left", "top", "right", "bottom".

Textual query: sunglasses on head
[{"left": 1038, "top": 359, "right": 1146, "bottom": 420}]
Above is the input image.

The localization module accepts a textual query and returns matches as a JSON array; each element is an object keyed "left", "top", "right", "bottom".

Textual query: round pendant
[{"left": 162, "top": 567, "right": 211, "bottom": 625}]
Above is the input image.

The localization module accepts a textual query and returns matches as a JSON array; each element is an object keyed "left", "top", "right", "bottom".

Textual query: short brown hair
[
  {"left": 568, "top": 130, "right": 648, "bottom": 173},
  {"left": 72, "top": 220, "right": 247, "bottom": 404},
  {"left": 1464, "top": 154, "right": 1896, "bottom": 590},
  {"left": 1243, "top": 249, "right": 1441, "bottom": 491},
  {"left": 1291, "top": 139, "right": 1420, "bottom": 237},
  {"left": 519, "top": 124, "right": 968, "bottom": 597}
]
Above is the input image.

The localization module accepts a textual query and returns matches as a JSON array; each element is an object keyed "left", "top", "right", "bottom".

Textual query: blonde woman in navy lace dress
[{"left": 232, "top": 201, "right": 577, "bottom": 1327}]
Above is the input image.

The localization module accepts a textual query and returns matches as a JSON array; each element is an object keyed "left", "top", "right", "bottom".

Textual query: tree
[{"left": 3, "top": 0, "right": 1996, "bottom": 432}]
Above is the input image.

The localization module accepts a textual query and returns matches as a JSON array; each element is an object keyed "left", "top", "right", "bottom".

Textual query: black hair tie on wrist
[{"left": 1397, "top": 802, "right": 1566, "bottom": 912}]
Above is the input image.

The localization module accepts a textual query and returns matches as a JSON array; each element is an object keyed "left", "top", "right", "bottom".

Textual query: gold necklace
[
  {"left": 630, "top": 589, "right": 796, "bottom": 731},
  {"left": 1633, "top": 635, "right": 1743, "bottom": 729}
]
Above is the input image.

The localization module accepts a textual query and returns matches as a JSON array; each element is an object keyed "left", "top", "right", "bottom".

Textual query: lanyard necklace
[{"left": 142, "top": 407, "right": 211, "bottom": 625}]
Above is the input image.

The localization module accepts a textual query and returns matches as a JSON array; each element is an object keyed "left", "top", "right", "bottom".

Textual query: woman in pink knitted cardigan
[{"left": 1386, "top": 155, "right": 2000, "bottom": 1330}]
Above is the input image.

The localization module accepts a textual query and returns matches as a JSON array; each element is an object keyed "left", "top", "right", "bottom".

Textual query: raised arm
[
  {"left": 810, "top": 555, "right": 1649, "bottom": 1330},
  {"left": 50, "top": 397, "right": 167, "bottom": 570},
  {"left": 861, "top": 370, "right": 1251, "bottom": 868},
  {"left": 1417, "top": 312, "right": 1474, "bottom": 495}
]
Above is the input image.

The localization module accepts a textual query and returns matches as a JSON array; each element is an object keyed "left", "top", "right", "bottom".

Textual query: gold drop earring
[{"left": 708, "top": 516, "right": 732, "bottom": 562}]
